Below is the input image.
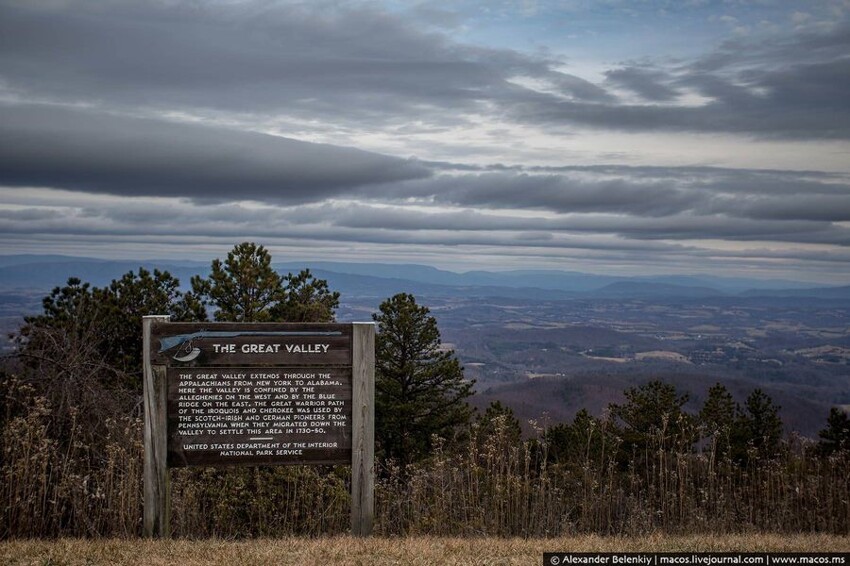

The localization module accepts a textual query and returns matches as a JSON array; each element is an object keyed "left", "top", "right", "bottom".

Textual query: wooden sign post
[
  {"left": 351, "top": 322, "right": 375, "bottom": 536},
  {"left": 142, "top": 317, "right": 375, "bottom": 537},
  {"left": 142, "top": 315, "right": 171, "bottom": 538}
]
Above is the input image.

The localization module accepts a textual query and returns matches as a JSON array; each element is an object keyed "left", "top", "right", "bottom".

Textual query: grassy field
[{"left": 2, "top": 535, "right": 849, "bottom": 566}]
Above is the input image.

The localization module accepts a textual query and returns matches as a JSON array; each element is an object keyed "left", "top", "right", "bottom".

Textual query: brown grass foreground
[{"left": 2, "top": 535, "right": 849, "bottom": 566}]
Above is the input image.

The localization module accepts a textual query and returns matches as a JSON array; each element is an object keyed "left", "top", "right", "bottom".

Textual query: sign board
[
  {"left": 167, "top": 367, "right": 351, "bottom": 466},
  {"left": 150, "top": 322, "right": 353, "bottom": 467},
  {"left": 143, "top": 318, "right": 374, "bottom": 537}
]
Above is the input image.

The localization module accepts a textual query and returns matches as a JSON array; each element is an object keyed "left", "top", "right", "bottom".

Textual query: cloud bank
[{"left": 1, "top": 0, "right": 848, "bottom": 282}]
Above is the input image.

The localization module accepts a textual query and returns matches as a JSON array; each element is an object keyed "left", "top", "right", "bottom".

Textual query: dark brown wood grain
[
  {"left": 150, "top": 322, "right": 352, "bottom": 367},
  {"left": 146, "top": 320, "right": 371, "bottom": 535},
  {"left": 143, "top": 315, "right": 171, "bottom": 537},
  {"left": 351, "top": 323, "right": 375, "bottom": 536},
  {"left": 166, "top": 366, "right": 352, "bottom": 467}
]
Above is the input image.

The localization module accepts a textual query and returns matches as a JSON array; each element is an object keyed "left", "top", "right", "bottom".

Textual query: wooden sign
[
  {"left": 143, "top": 318, "right": 374, "bottom": 538},
  {"left": 150, "top": 322, "right": 352, "bottom": 367},
  {"left": 167, "top": 366, "right": 352, "bottom": 466},
  {"left": 151, "top": 322, "right": 354, "bottom": 467}
]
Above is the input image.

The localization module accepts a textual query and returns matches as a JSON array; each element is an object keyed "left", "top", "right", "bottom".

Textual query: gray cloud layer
[
  {"left": 1, "top": 99, "right": 849, "bottom": 275},
  {"left": 0, "top": 104, "right": 429, "bottom": 201},
  {"left": 1, "top": 0, "right": 848, "bottom": 280},
  {"left": 4, "top": 102, "right": 848, "bottom": 229},
  {"left": 3, "top": 198, "right": 849, "bottom": 270},
  {"left": 2, "top": 1, "right": 848, "bottom": 139}
]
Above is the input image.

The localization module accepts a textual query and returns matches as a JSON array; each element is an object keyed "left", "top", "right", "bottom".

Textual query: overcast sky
[{"left": 1, "top": 0, "right": 849, "bottom": 283}]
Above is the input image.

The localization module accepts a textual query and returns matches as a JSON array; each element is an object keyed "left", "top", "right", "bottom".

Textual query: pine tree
[
  {"left": 15, "top": 268, "right": 204, "bottom": 436},
  {"left": 699, "top": 382, "right": 737, "bottom": 458},
  {"left": 545, "top": 408, "right": 611, "bottom": 467},
  {"left": 105, "top": 268, "right": 207, "bottom": 373},
  {"left": 190, "top": 242, "right": 282, "bottom": 322},
  {"left": 19, "top": 277, "right": 101, "bottom": 350},
  {"left": 609, "top": 380, "right": 694, "bottom": 464},
  {"left": 20, "top": 268, "right": 204, "bottom": 379},
  {"left": 269, "top": 269, "right": 340, "bottom": 323},
  {"left": 190, "top": 243, "right": 341, "bottom": 323},
  {"left": 477, "top": 400, "right": 522, "bottom": 446},
  {"left": 373, "top": 293, "right": 474, "bottom": 468},
  {"left": 737, "top": 388, "right": 783, "bottom": 462},
  {"left": 817, "top": 407, "right": 850, "bottom": 456}
]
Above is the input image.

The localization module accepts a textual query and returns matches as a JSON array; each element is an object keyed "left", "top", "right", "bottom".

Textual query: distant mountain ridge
[
  {"left": 593, "top": 281, "right": 727, "bottom": 299},
  {"left": 739, "top": 285, "right": 850, "bottom": 299},
  {"left": 274, "top": 261, "right": 816, "bottom": 293},
  {"left": 0, "top": 254, "right": 847, "bottom": 300},
  {"left": 0, "top": 258, "right": 207, "bottom": 290}
]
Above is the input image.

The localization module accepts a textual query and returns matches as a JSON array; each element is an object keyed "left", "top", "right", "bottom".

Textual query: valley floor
[{"left": 2, "top": 534, "right": 848, "bottom": 565}]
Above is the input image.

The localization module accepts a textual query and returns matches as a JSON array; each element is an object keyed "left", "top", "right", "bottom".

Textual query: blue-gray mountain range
[{"left": 0, "top": 255, "right": 847, "bottom": 300}]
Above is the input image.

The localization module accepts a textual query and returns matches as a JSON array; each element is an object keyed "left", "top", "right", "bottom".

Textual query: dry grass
[
  {"left": 2, "top": 534, "right": 849, "bottom": 566},
  {"left": 4, "top": 369, "right": 850, "bottom": 539}
]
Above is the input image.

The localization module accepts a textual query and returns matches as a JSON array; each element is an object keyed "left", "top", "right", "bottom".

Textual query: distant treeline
[{"left": 1, "top": 243, "right": 848, "bottom": 538}]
